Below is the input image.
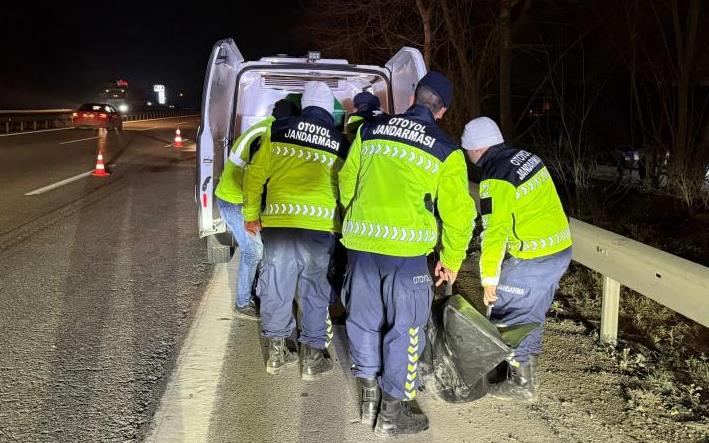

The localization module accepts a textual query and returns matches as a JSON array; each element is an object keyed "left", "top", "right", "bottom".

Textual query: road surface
[{"left": 0, "top": 117, "right": 213, "bottom": 442}]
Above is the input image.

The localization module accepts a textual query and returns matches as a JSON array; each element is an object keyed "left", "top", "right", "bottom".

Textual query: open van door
[
  {"left": 196, "top": 39, "right": 243, "bottom": 262},
  {"left": 385, "top": 47, "right": 427, "bottom": 114}
]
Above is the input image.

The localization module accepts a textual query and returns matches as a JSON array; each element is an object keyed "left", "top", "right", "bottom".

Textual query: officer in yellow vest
[
  {"left": 461, "top": 117, "right": 572, "bottom": 402},
  {"left": 243, "top": 82, "right": 345, "bottom": 379}
]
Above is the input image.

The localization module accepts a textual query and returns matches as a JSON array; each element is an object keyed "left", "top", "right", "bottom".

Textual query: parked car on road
[
  {"left": 72, "top": 103, "right": 123, "bottom": 130},
  {"left": 196, "top": 39, "right": 426, "bottom": 263}
]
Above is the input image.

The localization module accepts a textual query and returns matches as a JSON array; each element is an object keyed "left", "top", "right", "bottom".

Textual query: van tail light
[{"left": 98, "top": 113, "right": 107, "bottom": 119}]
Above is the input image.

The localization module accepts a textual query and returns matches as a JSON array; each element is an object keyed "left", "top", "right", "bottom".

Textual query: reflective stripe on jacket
[
  {"left": 243, "top": 107, "right": 345, "bottom": 233},
  {"left": 477, "top": 144, "right": 572, "bottom": 286},
  {"left": 215, "top": 117, "right": 273, "bottom": 204},
  {"left": 339, "top": 105, "right": 475, "bottom": 271}
]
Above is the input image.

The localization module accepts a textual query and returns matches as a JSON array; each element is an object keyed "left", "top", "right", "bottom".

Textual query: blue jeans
[
  {"left": 259, "top": 228, "right": 335, "bottom": 348},
  {"left": 491, "top": 247, "right": 572, "bottom": 364},
  {"left": 216, "top": 198, "right": 263, "bottom": 308}
]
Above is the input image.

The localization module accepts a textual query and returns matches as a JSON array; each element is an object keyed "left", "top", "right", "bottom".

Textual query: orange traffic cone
[
  {"left": 174, "top": 127, "right": 183, "bottom": 148},
  {"left": 92, "top": 152, "right": 110, "bottom": 176}
]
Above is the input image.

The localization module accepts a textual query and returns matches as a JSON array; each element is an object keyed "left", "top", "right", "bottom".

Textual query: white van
[{"left": 196, "top": 38, "right": 427, "bottom": 263}]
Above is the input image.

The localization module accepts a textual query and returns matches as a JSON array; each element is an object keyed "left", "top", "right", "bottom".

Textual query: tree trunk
[
  {"left": 671, "top": 0, "right": 700, "bottom": 164},
  {"left": 669, "top": 0, "right": 701, "bottom": 216},
  {"left": 415, "top": 0, "right": 432, "bottom": 68},
  {"left": 499, "top": 0, "right": 513, "bottom": 137},
  {"left": 470, "top": 64, "right": 482, "bottom": 117}
]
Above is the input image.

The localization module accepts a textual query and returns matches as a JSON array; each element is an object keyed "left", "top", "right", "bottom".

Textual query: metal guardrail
[
  {"left": 0, "top": 109, "right": 196, "bottom": 133},
  {"left": 468, "top": 182, "right": 709, "bottom": 345},
  {"left": 569, "top": 218, "right": 709, "bottom": 344}
]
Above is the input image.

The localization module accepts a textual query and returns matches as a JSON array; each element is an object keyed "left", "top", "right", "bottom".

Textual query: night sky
[{"left": 0, "top": 1, "right": 306, "bottom": 109}]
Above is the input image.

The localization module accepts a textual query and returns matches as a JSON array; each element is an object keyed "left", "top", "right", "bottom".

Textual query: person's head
[
  {"left": 353, "top": 91, "right": 380, "bottom": 113},
  {"left": 271, "top": 98, "right": 300, "bottom": 119},
  {"left": 461, "top": 117, "right": 504, "bottom": 164},
  {"left": 301, "top": 81, "right": 335, "bottom": 115},
  {"left": 411, "top": 71, "right": 453, "bottom": 120}
]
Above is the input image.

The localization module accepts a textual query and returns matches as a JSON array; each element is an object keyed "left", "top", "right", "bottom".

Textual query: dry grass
[{"left": 555, "top": 265, "right": 709, "bottom": 422}]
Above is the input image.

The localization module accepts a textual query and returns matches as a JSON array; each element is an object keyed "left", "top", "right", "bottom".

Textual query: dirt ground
[{"left": 451, "top": 252, "right": 709, "bottom": 443}]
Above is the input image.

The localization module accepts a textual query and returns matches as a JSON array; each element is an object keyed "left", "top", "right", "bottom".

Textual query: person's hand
[
  {"left": 244, "top": 220, "right": 262, "bottom": 235},
  {"left": 434, "top": 261, "right": 458, "bottom": 287},
  {"left": 483, "top": 285, "right": 498, "bottom": 306}
]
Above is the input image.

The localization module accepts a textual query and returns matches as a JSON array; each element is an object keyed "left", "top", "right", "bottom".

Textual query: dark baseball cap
[
  {"left": 353, "top": 91, "right": 380, "bottom": 110},
  {"left": 417, "top": 71, "right": 453, "bottom": 108}
]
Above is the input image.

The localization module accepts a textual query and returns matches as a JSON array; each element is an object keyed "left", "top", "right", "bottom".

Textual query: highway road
[
  {"left": 0, "top": 117, "right": 213, "bottom": 442},
  {"left": 0, "top": 118, "right": 195, "bottom": 244}
]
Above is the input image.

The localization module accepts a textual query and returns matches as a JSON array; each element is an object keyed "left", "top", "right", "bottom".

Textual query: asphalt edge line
[
  {"left": 24, "top": 170, "right": 95, "bottom": 196},
  {"left": 0, "top": 175, "right": 128, "bottom": 253},
  {"left": 59, "top": 136, "right": 100, "bottom": 145},
  {"left": 145, "top": 261, "right": 234, "bottom": 442}
]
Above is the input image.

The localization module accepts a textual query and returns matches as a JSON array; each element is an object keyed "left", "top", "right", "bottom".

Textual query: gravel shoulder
[{"left": 454, "top": 253, "right": 709, "bottom": 443}]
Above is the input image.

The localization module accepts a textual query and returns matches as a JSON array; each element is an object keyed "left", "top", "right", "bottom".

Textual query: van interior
[{"left": 235, "top": 68, "right": 391, "bottom": 135}]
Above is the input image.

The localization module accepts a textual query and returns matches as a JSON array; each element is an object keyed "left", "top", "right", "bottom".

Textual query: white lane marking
[
  {"left": 0, "top": 127, "right": 72, "bottom": 137},
  {"left": 162, "top": 138, "right": 190, "bottom": 148},
  {"left": 24, "top": 170, "right": 95, "bottom": 195},
  {"left": 59, "top": 135, "right": 100, "bottom": 145},
  {"left": 146, "top": 260, "right": 236, "bottom": 442}
]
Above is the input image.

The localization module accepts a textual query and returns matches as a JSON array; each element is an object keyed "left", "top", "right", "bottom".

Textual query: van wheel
[{"left": 207, "top": 233, "right": 234, "bottom": 264}]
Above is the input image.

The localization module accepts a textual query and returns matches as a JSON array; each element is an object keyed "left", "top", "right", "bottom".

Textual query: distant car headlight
[{"left": 118, "top": 104, "right": 129, "bottom": 113}]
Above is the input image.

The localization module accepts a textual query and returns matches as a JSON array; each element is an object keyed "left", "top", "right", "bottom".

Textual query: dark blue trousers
[
  {"left": 259, "top": 228, "right": 335, "bottom": 349},
  {"left": 343, "top": 251, "right": 433, "bottom": 400},
  {"left": 491, "top": 247, "right": 572, "bottom": 364}
]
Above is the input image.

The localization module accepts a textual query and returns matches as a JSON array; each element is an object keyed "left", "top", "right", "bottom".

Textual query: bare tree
[
  {"left": 415, "top": 0, "right": 433, "bottom": 68},
  {"left": 499, "top": 0, "right": 514, "bottom": 137},
  {"left": 526, "top": 32, "right": 617, "bottom": 217},
  {"left": 666, "top": 0, "right": 705, "bottom": 216},
  {"left": 301, "top": 0, "right": 501, "bottom": 133}
]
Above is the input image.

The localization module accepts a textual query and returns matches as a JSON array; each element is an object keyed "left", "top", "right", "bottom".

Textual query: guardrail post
[{"left": 600, "top": 275, "right": 621, "bottom": 345}]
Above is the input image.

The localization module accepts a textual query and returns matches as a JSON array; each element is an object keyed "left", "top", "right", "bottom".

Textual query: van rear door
[
  {"left": 385, "top": 47, "right": 427, "bottom": 114},
  {"left": 196, "top": 38, "right": 243, "bottom": 239}
]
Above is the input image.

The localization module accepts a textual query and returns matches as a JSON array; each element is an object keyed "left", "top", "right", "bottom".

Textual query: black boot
[
  {"left": 266, "top": 338, "right": 298, "bottom": 375},
  {"left": 374, "top": 393, "right": 429, "bottom": 437},
  {"left": 487, "top": 356, "right": 538, "bottom": 402},
  {"left": 358, "top": 377, "right": 380, "bottom": 426},
  {"left": 301, "top": 344, "right": 332, "bottom": 380}
]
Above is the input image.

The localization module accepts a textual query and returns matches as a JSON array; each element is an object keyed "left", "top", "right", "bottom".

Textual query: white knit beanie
[
  {"left": 461, "top": 117, "right": 504, "bottom": 151},
  {"left": 301, "top": 81, "right": 334, "bottom": 115}
]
